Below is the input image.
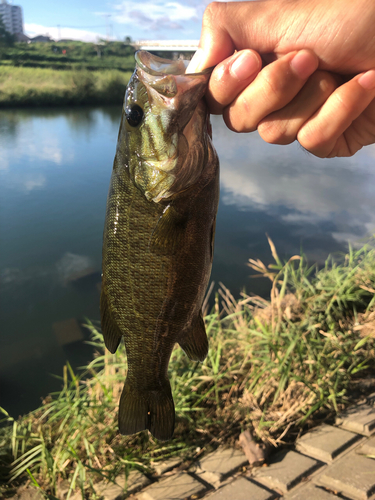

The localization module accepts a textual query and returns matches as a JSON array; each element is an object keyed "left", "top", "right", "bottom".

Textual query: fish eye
[{"left": 126, "top": 104, "right": 144, "bottom": 127}]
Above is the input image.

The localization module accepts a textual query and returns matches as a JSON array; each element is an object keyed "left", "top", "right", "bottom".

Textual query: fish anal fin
[
  {"left": 179, "top": 313, "right": 208, "bottom": 362},
  {"left": 118, "top": 380, "right": 175, "bottom": 441},
  {"left": 100, "top": 288, "right": 122, "bottom": 354},
  {"left": 150, "top": 205, "right": 187, "bottom": 255}
]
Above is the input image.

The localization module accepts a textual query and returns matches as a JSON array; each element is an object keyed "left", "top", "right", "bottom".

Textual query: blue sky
[{"left": 18, "top": 0, "right": 213, "bottom": 42}]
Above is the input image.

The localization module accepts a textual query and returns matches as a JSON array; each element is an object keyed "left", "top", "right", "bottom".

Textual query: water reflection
[
  {"left": 213, "top": 115, "right": 375, "bottom": 245},
  {"left": 1, "top": 106, "right": 374, "bottom": 418}
]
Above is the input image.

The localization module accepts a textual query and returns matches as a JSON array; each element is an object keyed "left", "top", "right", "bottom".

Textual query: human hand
[{"left": 187, "top": 0, "right": 375, "bottom": 158}]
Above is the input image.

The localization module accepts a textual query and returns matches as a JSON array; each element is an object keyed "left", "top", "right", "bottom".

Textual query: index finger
[{"left": 187, "top": 1, "right": 282, "bottom": 73}]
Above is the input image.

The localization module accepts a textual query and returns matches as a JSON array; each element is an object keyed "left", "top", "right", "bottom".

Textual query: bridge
[{"left": 132, "top": 40, "right": 199, "bottom": 52}]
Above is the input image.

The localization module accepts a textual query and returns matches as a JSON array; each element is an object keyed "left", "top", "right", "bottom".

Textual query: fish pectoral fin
[
  {"left": 100, "top": 288, "right": 122, "bottom": 354},
  {"left": 149, "top": 205, "right": 187, "bottom": 255},
  {"left": 179, "top": 313, "right": 208, "bottom": 362},
  {"left": 119, "top": 380, "right": 175, "bottom": 441}
]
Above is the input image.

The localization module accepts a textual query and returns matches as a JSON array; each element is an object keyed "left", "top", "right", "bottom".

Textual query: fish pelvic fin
[
  {"left": 100, "top": 288, "right": 122, "bottom": 354},
  {"left": 179, "top": 312, "right": 208, "bottom": 362},
  {"left": 118, "top": 380, "right": 175, "bottom": 441}
]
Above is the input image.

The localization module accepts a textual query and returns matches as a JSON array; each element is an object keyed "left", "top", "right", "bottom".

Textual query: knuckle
[
  {"left": 260, "top": 58, "right": 301, "bottom": 97},
  {"left": 297, "top": 125, "right": 330, "bottom": 158},
  {"left": 342, "top": 133, "right": 361, "bottom": 157},
  {"left": 259, "top": 65, "right": 282, "bottom": 96},
  {"left": 223, "top": 103, "right": 256, "bottom": 133},
  {"left": 258, "top": 119, "right": 295, "bottom": 145},
  {"left": 203, "top": 2, "right": 225, "bottom": 29}
]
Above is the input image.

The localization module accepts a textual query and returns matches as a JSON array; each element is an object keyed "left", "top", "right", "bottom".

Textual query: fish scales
[{"left": 101, "top": 51, "right": 219, "bottom": 441}]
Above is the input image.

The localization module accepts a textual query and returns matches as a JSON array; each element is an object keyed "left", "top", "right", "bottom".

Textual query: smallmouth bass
[{"left": 101, "top": 51, "right": 219, "bottom": 441}]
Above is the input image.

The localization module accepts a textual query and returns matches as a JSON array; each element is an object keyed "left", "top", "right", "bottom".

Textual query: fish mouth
[{"left": 135, "top": 50, "right": 212, "bottom": 77}]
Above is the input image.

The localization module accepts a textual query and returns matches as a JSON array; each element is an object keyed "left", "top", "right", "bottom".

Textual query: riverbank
[
  {"left": 1, "top": 240, "right": 375, "bottom": 497},
  {"left": 0, "top": 66, "right": 131, "bottom": 107}
]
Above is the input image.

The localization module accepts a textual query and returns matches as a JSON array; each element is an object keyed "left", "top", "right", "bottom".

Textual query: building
[
  {"left": 15, "top": 32, "right": 28, "bottom": 42},
  {"left": 30, "top": 35, "right": 52, "bottom": 43},
  {"left": 0, "top": 0, "right": 23, "bottom": 35}
]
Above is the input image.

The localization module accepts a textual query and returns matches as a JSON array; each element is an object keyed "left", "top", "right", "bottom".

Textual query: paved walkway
[{"left": 125, "top": 393, "right": 375, "bottom": 500}]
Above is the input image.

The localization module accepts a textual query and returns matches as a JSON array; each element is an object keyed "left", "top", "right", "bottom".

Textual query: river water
[{"left": 1, "top": 106, "right": 375, "bottom": 418}]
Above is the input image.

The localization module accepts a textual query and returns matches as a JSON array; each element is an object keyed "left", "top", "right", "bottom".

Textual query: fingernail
[
  {"left": 230, "top": 50, "right": 260, "bottom": 81},
  {"left": 358, "top": 70, "right": 375, "bottom": 90},
  {"left": 186, "top": 48, "right": 204, "bottom": 74},
  {"left": 290, "top": 50, "right": 318, "bottom": 80}
]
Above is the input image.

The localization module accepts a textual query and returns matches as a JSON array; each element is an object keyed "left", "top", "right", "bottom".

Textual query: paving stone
[
  {"left": 152, "top": 457, "right": 182, "bottom": 475},
  {"left": 317, "top": 452, "right": 375, "bottom": 500},
  {"left": 96, "top": 470, "right": 150, "bottom": 499},
  {"left": 296, "top": 424, "right": 359, "bottom": 462},
  {"left": 287, "top": 484, "right": 339, "bottom": 500},
  {"left": 136, "top": 472, "right": 206, "bottom": 500},
  {"left": 253, "top": 450, "right": 321, "bottom": 494},
  {"left": 336, "top": 403, "right": 375, "bottom": 436},
  {"left": 206, "top": 477, "right": 276, "bottom": 500},
  {"left": 193, "top": 447, "right": 248, "bottom": 486},
  {"left": 358, "top": 436, "right": 375, "bottom": 457}
]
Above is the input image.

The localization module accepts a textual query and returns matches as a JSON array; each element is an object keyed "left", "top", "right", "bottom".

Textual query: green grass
[
  {"left": 0, "top": 41, "right": 135, "bottom": 72},
  {"left": 0, "top": 66, "right": 131, "bottom": 106},
  {"left": 1, "top": 239, "right": 374, "bottom": 497},
  {"left": 0, "top": 40, "right": 135, "bottom": 107}
]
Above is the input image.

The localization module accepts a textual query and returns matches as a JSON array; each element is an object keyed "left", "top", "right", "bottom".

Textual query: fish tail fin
[
  {"left": 179, "top": 312, "right": 208, "bottom": 362},
  {"left": 118, "top": 380, "right": 175, "bottom": 441},
  {"left": 100, "top": 288, "right": 122, "bottom": 353}
]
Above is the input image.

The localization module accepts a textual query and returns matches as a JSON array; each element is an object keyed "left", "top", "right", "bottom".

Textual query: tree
[{"left": 0, "top": 15, "right": 15, "bottom": 46}]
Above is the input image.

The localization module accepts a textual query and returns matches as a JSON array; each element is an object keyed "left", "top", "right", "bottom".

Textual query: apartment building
[{"left": 0, "top": 0, "right": 23, "bottom": 35}]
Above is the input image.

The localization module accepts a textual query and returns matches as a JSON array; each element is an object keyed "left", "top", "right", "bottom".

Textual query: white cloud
[
  {"left": 41, "top": 145, "right": 62, "bottom": 165},
  {"left": 22, "top": 174, "right": 47, "bottom": 192},
  {"left": 13, "top": 125, "right": 64, "bottom": 166},
  {"left": 25, "top": 23, "right": 104, "bottom": 42},
  {"left": 0, "top": 119, "right": 67, "bottom": 193},
  {"left": 210, "top": 115, "right": 375, "bottom": 244},
  {"left": 112, "top": 1, "right": 198, "bottom": 30},
  {"left": 56, "top": 252, "right": 94, "bottom": 283}
]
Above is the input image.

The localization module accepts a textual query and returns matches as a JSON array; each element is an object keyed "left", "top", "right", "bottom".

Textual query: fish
[{"left": 100, "top": 50, "right": 219, "bottom": 441}]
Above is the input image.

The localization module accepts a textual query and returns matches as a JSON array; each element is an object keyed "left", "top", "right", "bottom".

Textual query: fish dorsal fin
[
  {"left": 179, "top": 313, "right": 208, "bottom": 362},
  {"left": 149, "top": 204, "right": 187, "bottom": 255}
]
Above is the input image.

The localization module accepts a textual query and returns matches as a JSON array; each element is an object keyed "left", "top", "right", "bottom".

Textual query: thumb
[{"left": 187, "top": 1, "right": 282, "bottom": 73}]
